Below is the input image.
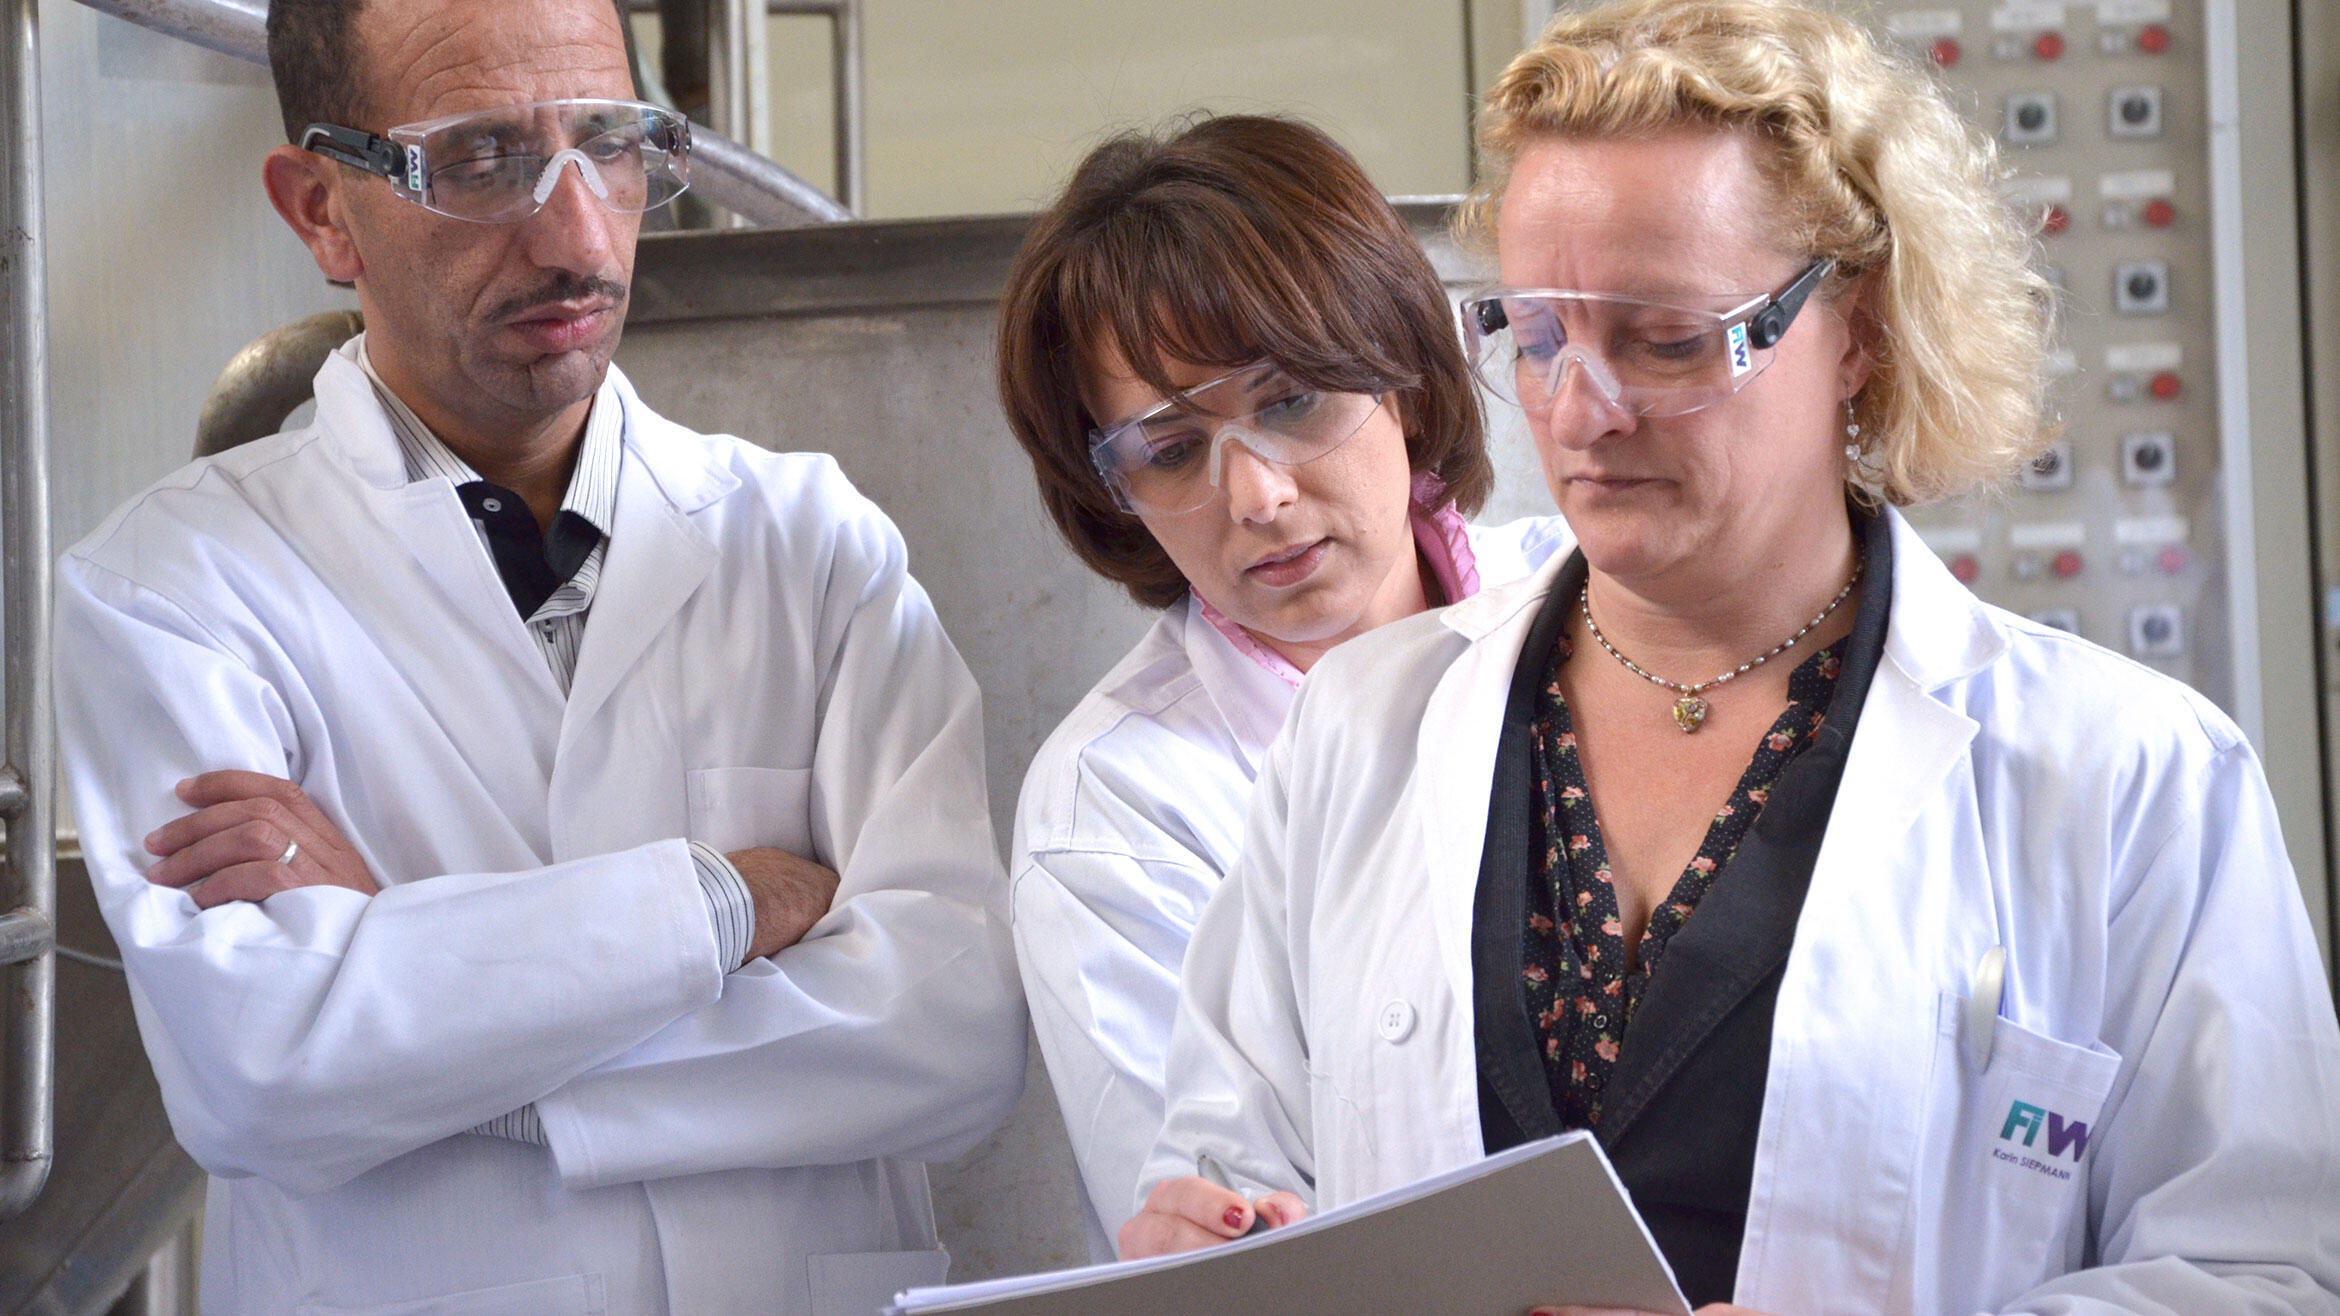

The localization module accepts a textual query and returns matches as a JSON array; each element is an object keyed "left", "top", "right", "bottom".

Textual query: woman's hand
[
  {"left": 1528, "top": 1306, "right": 1781, "bottom": 1315},
  {"left": 1525, "top": 1292, "right": 1778, "bottom": 1301},
  {"left": 1118, "top": 1175, "right": 1309, "bottom": 1259}
]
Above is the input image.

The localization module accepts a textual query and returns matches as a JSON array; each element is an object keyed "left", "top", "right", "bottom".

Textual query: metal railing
[
  {"left": 0, "top": 0, "right": 56, "bottom": 1224},
  {"left": 77, "top": 0, "right": 854, "bottom": 226},
  {"left": 765, "top": 0, "right": 866, "bottom": 218},
  {"left": 625, "top": 0, "right": 866, "bottom": 219}
]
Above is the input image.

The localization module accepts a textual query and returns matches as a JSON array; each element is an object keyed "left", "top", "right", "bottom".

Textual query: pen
[
  {"left": 1964, "top": 944, "right": 2007, "bottom": 1072},
  {"left": 1197, "top": 1152, "right": 1269, "bottom": 1237}
]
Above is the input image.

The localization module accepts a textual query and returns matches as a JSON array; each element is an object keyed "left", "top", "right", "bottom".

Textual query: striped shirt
[
  {"left": 347, "top": 337, "right": 754, "bottom": 987},
  {"left": 357, "top": 341, "right": 617, "bottom": 692}
]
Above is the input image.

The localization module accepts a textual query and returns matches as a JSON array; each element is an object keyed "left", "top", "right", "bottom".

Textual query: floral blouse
[{"left": 1522, "top": 635, "right": 1843, "bottom": 1128}]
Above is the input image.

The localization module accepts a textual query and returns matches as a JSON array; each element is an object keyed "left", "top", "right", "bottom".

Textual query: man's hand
[
  {"left": 143, "top": 771, "right": 380, "bottom": 909},
  {"left": 729, "top": 847, "right": 840, "bottom": 960}
]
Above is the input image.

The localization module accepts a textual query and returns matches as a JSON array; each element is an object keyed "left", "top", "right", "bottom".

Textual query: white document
[{"left": 886, "top": 1133, "right": 1690, "bottom": 1316}]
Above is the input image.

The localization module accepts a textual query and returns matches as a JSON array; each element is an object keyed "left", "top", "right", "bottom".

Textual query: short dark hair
[
  {"left": 266, "top": 0, "right": 632, "bottom": 144},
  {"left": 995, "top": 114, "right": 1494, "bottom": 611},
  {"left": 267, "top": 0, "right": 371, "bottom": 145}
]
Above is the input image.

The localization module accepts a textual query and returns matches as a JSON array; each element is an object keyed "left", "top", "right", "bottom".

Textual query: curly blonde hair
[{"left": 1465, "top": 0, "right": 2055, "bottom": 505}]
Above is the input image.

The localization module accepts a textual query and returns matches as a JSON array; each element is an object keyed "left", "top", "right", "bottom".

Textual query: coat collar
[
  {"left": 1875, "top": 507, "right": 2007, "bottom": 691},
  {"left": 310, "top": 349, "right": 740, "bottom": 518},
  {"left": 603, "top": 366, "right": 740, "bottom": 515},
  {"left": 1439, "top": 545, "right": 1566, "bottom": 645},
  {"left": 1178, "top": 595, "right": 1300, "bottom": 764},
  {"left": 308, "top": 348, "right": 740, "bottom": 743},
  {"left": 311, "top": 350, "right": 416, "bottom": 490}
]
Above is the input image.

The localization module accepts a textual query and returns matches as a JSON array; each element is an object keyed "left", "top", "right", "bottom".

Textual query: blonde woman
[{"left": 1123, "top": 1, "right": 2340, "bottom": 1312}]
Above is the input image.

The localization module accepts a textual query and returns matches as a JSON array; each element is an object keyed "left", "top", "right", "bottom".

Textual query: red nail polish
[{"left": 1222, "top": 1206, "right": 1245, "bottom": 1230}]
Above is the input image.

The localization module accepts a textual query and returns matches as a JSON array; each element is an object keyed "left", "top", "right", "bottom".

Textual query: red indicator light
[
  {"left": 2143, "top": 198, "right": 2176, "bottom": 229},
  {"left": 2033, "top": 30, "right": 2066, "bottom": 60},
  {"left": 2042, "top": 204, "right": 2070, "bottom": 235},
  {"left": 1950, "top": 555, "right": 1981, "bottom": 584},
  {"left": 2052, "top": 550, "right": 2084, "bottom": 579},
  {"left": 2157, "top": 546, "right": 2189, "bottom": 575},
  {"left": 1932, "top": 37, "right": 1963, "bottom": 67},
  {"left": 2148, "top": 371, "right": 2182, "bottom": 401},
  {"left": 2139, "top": 24, "right": 2172, "bottom": 54}
]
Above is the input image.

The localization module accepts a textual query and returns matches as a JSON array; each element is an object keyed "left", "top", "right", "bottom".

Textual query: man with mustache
[{"left": 49, "top": 0, "right": 1023, "bottom": 1309}]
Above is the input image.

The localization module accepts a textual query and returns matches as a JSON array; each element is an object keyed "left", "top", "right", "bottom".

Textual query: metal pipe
[
  {"left": 691, "top": 129, "right": 853, "bottom": 224},
  {"left": 770, "top": 0, "right": 864, "bottom": 216},
  {"left": 0, "top": 909, "right": 50, "bottom": 968},
  {"left": 835, "top": 0, "right": 862, "bottom": 215},
  {"left": 74, "top": 0, "right": 260, "bottom": 60},
  {"left": 195, "top": 310, "right": 364, "bottom": 458},
  {"left": 712, "top": 0, "right": 751, "bottom": 157},
  {"left": 0, "top": 0, "right": 55, "bottom": 1224},
  {"left": 75, "top": 0, "right": 849, "bottom": 226}
]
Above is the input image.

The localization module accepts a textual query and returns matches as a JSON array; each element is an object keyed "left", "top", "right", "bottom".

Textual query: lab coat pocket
[
  {"left": 1912, "top": 989, "right": 2120, "bottom": 1311},
  {"left": 807, "top": 1247, "right": 949, "bottom": 1316},
  {"left": 687, "top": 766, "right": 817, "bottom": 860},
  {"left": 294, "top": 1272, "right": 606, "bottom": 1315}
]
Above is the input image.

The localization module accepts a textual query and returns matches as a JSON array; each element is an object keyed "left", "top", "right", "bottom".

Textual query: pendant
[{"left": 1671, "top": 694, "right": 1709, "bottom": 734}]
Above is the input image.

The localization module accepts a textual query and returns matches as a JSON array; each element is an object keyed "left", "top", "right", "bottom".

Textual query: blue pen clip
[{"left": 1964, "top": 945, "right": 2008, "bottom": 1072}]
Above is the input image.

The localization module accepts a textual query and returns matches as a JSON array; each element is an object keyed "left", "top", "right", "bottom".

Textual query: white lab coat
[
  {"left": 1012, "top": 518, "right": 1572, "bottom": 1257},
  {"left": 54, "top": 354, "right": 1025, "bottom": 1315},
  {"left": 1146, "top": 508, "right": 2340, "bottom": 1314}
]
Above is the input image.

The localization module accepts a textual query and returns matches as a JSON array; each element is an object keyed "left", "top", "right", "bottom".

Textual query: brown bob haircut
[{"left": 996, "top": 114, "right": 1494, "bottom": 610}]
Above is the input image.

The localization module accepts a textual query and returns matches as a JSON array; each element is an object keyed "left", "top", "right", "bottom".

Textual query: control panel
[{"left": 1876, "top": 0, "right": 2228, "bottom": 698}]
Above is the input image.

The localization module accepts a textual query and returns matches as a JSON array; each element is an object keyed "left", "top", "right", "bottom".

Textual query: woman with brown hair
[{"left": 995, "top": 113, "right": 1571, "bottom": 1257}]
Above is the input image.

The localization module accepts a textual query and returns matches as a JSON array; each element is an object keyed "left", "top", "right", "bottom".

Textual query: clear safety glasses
[
  {"left": 301, "top": 97, "right": 692, "bottom": 224},
  {"left": 1088, "top": 361, "right": 1388, "bottom": 515},
  {"left": 1460, "top": 258, "right": 1836, "bottom": 418}
]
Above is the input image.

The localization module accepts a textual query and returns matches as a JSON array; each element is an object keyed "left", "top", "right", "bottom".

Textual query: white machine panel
[{"left": 1878, "top": 0, "right": 2234, "bottom": 701}]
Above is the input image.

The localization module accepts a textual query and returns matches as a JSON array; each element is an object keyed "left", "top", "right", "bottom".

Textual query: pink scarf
[{"left": 1198, "top": 472, "right": 1482, "bottom": 687}]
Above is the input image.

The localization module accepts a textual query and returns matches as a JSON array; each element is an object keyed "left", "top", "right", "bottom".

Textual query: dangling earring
[{"left": 1842, "top": 397, "right": 1863, "bottom": 463}]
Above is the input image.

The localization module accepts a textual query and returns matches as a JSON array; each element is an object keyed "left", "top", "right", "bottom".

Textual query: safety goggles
[
  {"left": 301, "top": 97, "right": 692, "bottom": 224},
  {"left": 1460, "top": 259, "right": 1835, "bottom": 418},
  {"left": 1087, "top": 361, "right": 1388, "bottom": 515}
]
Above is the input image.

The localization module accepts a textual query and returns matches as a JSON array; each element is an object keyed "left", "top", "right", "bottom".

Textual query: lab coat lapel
[
  {"left": 1736, "top": 510, "right": 2001, "bottom": 1314},
  {"left": 312, "top": 357, "right": 565, "bottom": 702},
  {"left": 1181, "top": 597, "right": 1299, "bottom": 767},
  {"left": 559, "top": 385, "right": 726, "bottom": 746},
  {"left": 1419, "top": 559, "right": 1569, "bottom": 1029}
]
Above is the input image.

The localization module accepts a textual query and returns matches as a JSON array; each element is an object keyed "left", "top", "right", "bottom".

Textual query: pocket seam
[{"left": 1937, "top": 989, "right": 2121, "bottom": 1097}]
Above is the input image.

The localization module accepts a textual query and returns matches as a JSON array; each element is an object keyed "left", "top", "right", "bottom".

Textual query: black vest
[{"left": 1472, "top": 509, "right": 1895, "bottom": 1306}]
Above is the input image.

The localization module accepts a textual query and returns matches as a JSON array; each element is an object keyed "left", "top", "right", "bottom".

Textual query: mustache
[{"left": 490, "top": 273, "right": 628, "bottom": 323}]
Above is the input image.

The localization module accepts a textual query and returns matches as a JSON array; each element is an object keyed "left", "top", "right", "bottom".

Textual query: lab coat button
[{"left": 1378, "top": 999, "right": 1416, "bottom": 1042}]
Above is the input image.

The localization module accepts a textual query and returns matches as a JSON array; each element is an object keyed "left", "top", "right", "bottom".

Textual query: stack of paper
[{"left": 886, "top": 1133, "right": 1690, "bottom": 1316}]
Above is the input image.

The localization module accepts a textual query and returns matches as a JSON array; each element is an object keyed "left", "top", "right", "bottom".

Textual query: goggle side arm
[
  {"left": 1746, "top": 257, "right": 1837, "bottom": 351},
  {"left": 299, "top": 123, "right": 412, "bottom": 191}
]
